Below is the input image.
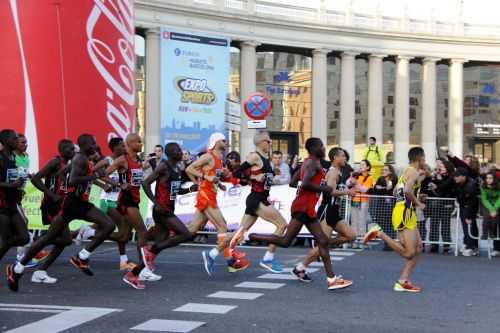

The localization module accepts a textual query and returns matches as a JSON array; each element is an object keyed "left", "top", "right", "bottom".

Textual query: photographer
[{"left": 146, "top": 144, "right": 164, "bottom": 171}]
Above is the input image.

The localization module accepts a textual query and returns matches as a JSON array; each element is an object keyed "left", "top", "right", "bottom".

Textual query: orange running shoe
[
  {"left": 231, "top": 249, "right": 247, "bottom": 260},
  {"left": 363, "top": 224, "right": 382, "bottom": 245},
  {"left": 227, "top": 257, "right": 250, "bottom": 273},
  {"left": 70, "top": 256, "right": 93, "bottom": 276},
  {"left": 327, "top": 275, "right": 353, "bottom": 290},
  {"left": 34, "top": 250, "right": 50, "bottom": 261},
  {"left": 393, "top": 280, "right": 421, "bottom": 293}
]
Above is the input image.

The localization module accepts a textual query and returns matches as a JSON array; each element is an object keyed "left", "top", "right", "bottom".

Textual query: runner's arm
[
  {"left": 327, "top": 168, "right": 353, "bottom": 197},
  {"left": 31, "top": 158, "right": 59, "bottom": 198},
  {"left": 404, "top": 169, "right": 422, "bottom": 207},
  {"left": 186, "top": 154, "right": 212, "bottom": 181},
  {"left": 69, "top": 155, "right": 98, "bottom": 185},
  {"left": 301, "top": 159, "right": 331, "bottom": 194},
  {"left": 289, "top": 168, "right": 300, "bottom": 188},
  {"left": 142, "top": 162, "right": 167, "bottom": 207}
]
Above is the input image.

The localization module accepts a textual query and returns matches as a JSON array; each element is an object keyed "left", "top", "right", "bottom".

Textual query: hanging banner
[
  {"left": 160, "top": 29, "right": 229, "bottom": 154},
  {"left": 0, "top": 0, "right": 136, "bottom": 172}
]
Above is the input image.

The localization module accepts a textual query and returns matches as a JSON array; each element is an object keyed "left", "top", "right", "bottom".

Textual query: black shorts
[
  {"left": 324, "top": 204, "right": 342, "bottom": 228},
  {"left": 245, "top": 192, "right": 270, "bottom": 217},
  {"left": 40, "top": 200, "right": 61, "bottom": 225},
  {"left": 61, "top": 196, "right": 94, "bottom": 222},
  {"left": 291, "top": 212, "right": 317, "bottom": 225},
  {"left": 118, "top": 192, "right": 140, "bottom": 214},
  {"left": 0, "top": 205, "right": 20, "bottom": 217}
]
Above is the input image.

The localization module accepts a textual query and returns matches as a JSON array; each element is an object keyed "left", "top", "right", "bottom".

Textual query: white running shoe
[
  {"left": 75, "top": 225, "right": 95, "bottom": 245},
  {"left": 491, "top": 250, "right": 500, "bottom": 257},
  {"left": 31, "top": 270, "right": 57, "bottom": 284},
  {"left": 138, "top": 268, "right": 162, "bottom": 282}
]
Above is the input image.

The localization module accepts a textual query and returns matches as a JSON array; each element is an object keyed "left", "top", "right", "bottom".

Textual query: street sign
[{"left": 243, "top": 92, "right": 271, "bottom": 120}]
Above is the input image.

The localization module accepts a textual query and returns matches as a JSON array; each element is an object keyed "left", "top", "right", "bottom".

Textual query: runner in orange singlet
[{"left": 186, "top": 132, "right": 249, "bottom": 276}]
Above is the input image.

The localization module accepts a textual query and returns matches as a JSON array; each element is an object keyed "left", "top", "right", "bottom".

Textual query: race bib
[
  {"left": 6, "top": 168, "right": 19, "bottom": 183},
  {"left": 170, "top": 180, "right": 181, "bottom": 200},
  {"left": 264, "top": 172, "right": 274, "bottom": 190},
  {"left": 130, "top": 168, "right": 143, "bottom": 186}
]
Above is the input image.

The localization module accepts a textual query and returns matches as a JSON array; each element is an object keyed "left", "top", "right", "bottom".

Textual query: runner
[
  {"left": 363, "top": 147, "right": 426, "bottom": 293},
  {"left": 125, "top": 142, "right": 197, "bottom": 289},
  {"left": 106, "top": 133, "right": 160, "bottom": 285},
  {"left": 249, "top": 138, "right": 352, "bottom": 290},
  {"left": 97, "top": 137, "right": 135, "bottom": 271},
  {"left": 0, "top": 129, "right": 30, "bottom": 263},
  {"left": 229, "top": 131, "right": 286, "bottom": 273},
  {"left": 186, "top": 132, "right": 249, "bottom": 276},
  {"left": 291, "top": 147, "right": 356, "bottom": 284},
  {"left": 7, "top": 134, "right": 115, "bottom": 292}
]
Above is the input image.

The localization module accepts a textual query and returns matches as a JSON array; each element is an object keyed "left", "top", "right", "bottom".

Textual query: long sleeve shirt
[{"left": 479, "top": 187, "right": 500, "bottom": 214}]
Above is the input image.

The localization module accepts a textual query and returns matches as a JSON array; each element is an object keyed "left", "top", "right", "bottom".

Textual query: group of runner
[{"left": 0, "top": 128, "right": 427, "bottom": 293}]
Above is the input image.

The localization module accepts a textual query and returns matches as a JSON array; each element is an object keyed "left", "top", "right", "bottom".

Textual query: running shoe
[
  {"left": 259, "top": 259, "right": 283, "bottom": 273},
  {"left": 231, "top": 249, "right": 247, "bottom": 259},
  {"left": 202, "top": 251, "right": 215, "bottom": 276},
  {"left": 327, "top": 275, "right": 353, "bottom": 290},
  {"left": 6, "top": 264, "right": 22, "bottom": 292},
  {"left": 138, "top": 268, "right": 162, "bottom": 282},
  {"left": 74, "top": 224, "right": 95, "bottom": 245},
  {"left": 31, "top": 270, "right": 57, "bottom": 284},
  {"left": 122, "top": 272, "right": 145, "bottom": 290},
  {"left": 291, "top": 267, "right": 312, "bottom": 283},
  {"left": 393, "top": 280, "right": 421, "bottom": 293},
  {"left": 141, "top": 245, "right": 156, "bottom": 271},
  {"left": 227, "top": 257, "right": 250, "bottom": 273},
  {"left": 491, "top": 250, "right": 500, "bottom": 257},
  {"left": 34, "top": 250, "right": 50, "bottom": 261},
  {"left": 70, "top": 256, "right": 94, "bottom": 276},
  {"left": 120, "top": 261, "right": 137, "bottom": 271},
  {"left": 16, "top": 255, "right": 37, "bottom": 269},
  {"left": 363, "top": 224, "right": 382, "bottom": 245}
]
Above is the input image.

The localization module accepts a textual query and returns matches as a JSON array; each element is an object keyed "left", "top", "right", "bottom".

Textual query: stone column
[
  {"left": 312, "top": 48, "right": 329, "bottom": 145},
  {"left": 394, "top": 55, "right": 412, "bottom": 168},
  {"left": 448, "top": 59, "right": 466, "bottom": 158},
  {"left": 339, "top": 51, "right": 358, "bottom": 158},
  {"left": 367, "top": 54, "right": 386, "bottom": 146},
  {"left": 421, "top": 57, "right": 440, "bottom": 166},
  {"left": 145, "top": 28, "right": 161, "bottom": 155}
]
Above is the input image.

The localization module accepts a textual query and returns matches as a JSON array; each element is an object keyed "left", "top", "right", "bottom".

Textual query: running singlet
[
  {"left": 0, "top": 152, "right": 20, "bottom": 210},
  {"left": 291, "top": 157, "right": 326, "bottom": 218},
  {"left": 43, "top": 157, "right": 68, "bottom": 201},
  {"left": 392, "top": 166, "right": 421, "bottom": 231},
  {"left": 249, "top": 152, "right": 274, "bottom": 195},
  {"left": 195, "top": 151, "right": 223, "bottom": 211},
  {"left": 119, "top": 154, "right": 143, "bottom": 206},
  {"left": 155, "top": 162, "right": 182, "bottom": 214},
  {"left": 67, "top": 159, "right": 94, "bottom": 202},
  {"left": 100, "top": 156, "right": 121, "bottom": 202}
]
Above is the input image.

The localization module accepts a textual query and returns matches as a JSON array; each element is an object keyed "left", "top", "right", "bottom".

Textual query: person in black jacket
[
  {"left": 370, "top": 165, "right": 397, "bottom": 249},
  {"left": 453, "top": 167, "right": 480, "bottom": 256},
  {"left": 425, "top": 159, "right": 456, "bottom": 254}
]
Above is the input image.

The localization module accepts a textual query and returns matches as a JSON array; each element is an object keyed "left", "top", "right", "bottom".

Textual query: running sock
[
  {"left": 217, "top": 234, "right": 231, "bottom": 259},
  {"left": 14, "top": 262, "right": 25, "bottom": 274},
  {"left": 120, "top": 255, "right": 128, "bottom": 263},
  {"left": 78, "top": 249, "right": 91, "bottom": 260},
  {"left": 296, "top": 262, "right": 306, "bottom": 271},
  {"left": 208, "top": 248, "right": 220, "bottom": 260},
  {"left": 263, "top": 251, "right": 274, "bottom": 262}
]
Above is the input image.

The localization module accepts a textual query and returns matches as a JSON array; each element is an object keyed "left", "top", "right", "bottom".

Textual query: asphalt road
[{"left": 1, "top": 242, "right": 500, "bottom": 333}]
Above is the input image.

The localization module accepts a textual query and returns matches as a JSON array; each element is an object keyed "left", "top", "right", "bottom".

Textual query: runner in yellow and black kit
[{"left": 363, "top": 147, "right": 426, "bottom": 293}]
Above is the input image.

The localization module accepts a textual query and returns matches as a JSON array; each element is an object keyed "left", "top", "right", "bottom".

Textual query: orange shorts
[{"left": 195, "top": 189, "right": 218, "bottom": 211}]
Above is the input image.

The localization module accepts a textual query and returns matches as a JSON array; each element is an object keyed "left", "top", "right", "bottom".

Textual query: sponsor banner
[
  {"left": 0, "top": 0, "right": 135, "bottom": 171},
  {"left": 160, "top": 29, "right": 230, "bottom": 154}
]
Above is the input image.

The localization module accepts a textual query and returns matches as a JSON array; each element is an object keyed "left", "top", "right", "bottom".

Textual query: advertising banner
[
  {"left": 0, "top": 0, "right": 136, "bottom": 171},
  {"left": 160, "top": 29, "right": 230, "bottom": 154}
]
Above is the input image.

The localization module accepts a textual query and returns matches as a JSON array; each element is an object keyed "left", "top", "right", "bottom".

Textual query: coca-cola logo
[{"left": 86, "top": 0, "right": 135, "bottom": 141}]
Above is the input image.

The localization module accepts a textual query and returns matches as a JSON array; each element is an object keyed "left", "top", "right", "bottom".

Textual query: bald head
[
  {"left": 254, "top": 131, "right": 271, "bottom": 153},
  {"left": 126, "top": 133, "right": 143, "bottom": 153}
]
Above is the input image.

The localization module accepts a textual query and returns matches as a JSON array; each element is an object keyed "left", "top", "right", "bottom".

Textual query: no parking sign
[{"left": 243, "top": 92, "right": 271, "bottom": 128}]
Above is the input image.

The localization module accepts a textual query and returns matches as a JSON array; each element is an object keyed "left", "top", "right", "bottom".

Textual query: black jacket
[
  {"left": 428, "top": 173, "right": 456, "bottom": 199},
  {"left": 454, "top": 177, "right": 479, "bottom": 219}
]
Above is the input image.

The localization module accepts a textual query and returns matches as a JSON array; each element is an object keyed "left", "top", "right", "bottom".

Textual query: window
[
  {"left": 388, "top": 96, "right": 394, "bottom": 104},
  {"left": 329, "top": 121, "right": 337, "bottom": 129}
]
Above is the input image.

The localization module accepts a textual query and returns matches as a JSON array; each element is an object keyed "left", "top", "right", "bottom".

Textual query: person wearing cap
[
  {"left": 186, "top": 132, "right": 249, "bottom": 276},
  {"left": 453, "top": 167, "right": 480, "bottom": 256}
]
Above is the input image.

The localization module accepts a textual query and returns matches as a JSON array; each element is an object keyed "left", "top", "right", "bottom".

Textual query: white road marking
[
  {"left": 329, "top": 251, "right": 356, "bottom": 256},
  {"left": 131, "top": 319, "right": 205, "bottom": 332},
  {"left": 173, "top": 303, "right": 237, "bottom": 314},
  {"left": 235, "top": 281, "right": 285, "bottom": 289},
  {"left": 0, "top": 308, "right": 62, "bottom": 313},
  {"left": 0, "top": 303, "right": 121, "bottom": 333},
  {"left": 257, "top": 273, "right": 296, "bottom": 280},
  {"left": 207, "top": 291, "right": 263, "bottom": 300}
]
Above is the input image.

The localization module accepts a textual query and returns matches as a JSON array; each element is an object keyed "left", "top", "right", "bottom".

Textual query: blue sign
[{"left": 160, "top": 29, "right": 230, "bottom": 154}]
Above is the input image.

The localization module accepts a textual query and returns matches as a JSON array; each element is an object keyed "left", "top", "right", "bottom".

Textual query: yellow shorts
[{"left": 391, "top": 202, "right": 417, "bottom": 231}]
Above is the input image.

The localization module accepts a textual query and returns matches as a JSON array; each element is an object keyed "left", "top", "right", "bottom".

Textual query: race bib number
[
  {"left": 170, "top": 180, "right": 181, "bottom": 200},
  {"left": 130, "top": 169, "right": 143, "bottom": 186},
  {"left": 264, "top": 172, "right": 274, "bottom": 190},
  {"left": 6, "top": 168, "right": 19, "bottom": 183},
  {"left": 109, "top": 171, "right": 120, "bottom": 192}
]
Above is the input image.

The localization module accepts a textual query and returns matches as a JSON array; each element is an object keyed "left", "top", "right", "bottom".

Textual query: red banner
[{"left": 0, "top": 0, "right": 135, "bottom": 171}]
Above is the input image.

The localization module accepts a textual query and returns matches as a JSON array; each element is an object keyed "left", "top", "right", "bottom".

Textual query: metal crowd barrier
[
  {"left": 337, "top": 194, "right": 461, "bottom": 256},
  {"left": 468, "top": 217, "right": 500, "bottom": 260}
]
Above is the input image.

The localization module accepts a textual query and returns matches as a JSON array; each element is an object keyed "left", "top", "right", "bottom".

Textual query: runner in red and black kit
[
  {"left": 7, "top": 134, "right": 115, "bottom": 292},
  {"left": 106, "top": 133, "right": 159, "bottom": 286},
  {"left": 122, "top": 143, "right": 198, "bottom": 289},
  {"left": 0, "top": 129, "right": 30, "bottom": 263},
  {"left": 229, "top": 132, "right": 287, "bottom": 273},
  {"left": 249, "top": 137, "right": 345, "bottom": 290}
]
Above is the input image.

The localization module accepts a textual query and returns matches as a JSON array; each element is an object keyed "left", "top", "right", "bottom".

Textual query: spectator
[
  {"left": 271, "top": 150, "right": 291, "bottom": 185},
  {"left": 447, "top": 151, "right": 480, "bottom": 181},
  {"left": 453, "top": 167, "right": 480, "bottom": 256},
  {"left": 479, "top": 172, "right": 499, "bottom": 256},
  {"left": 350, "top": 159, "right": 374, "bottom": 247},
  {"left": 370, "top": 164, "right": 397, "bottom": 250},
  {"left": 289, "top": 154, "right": 301, "bottom": 176},
  {"left": 363, "top": 137, "right": 384, "bottom": 180},
  {"left": 425, "top": 158, "right": 456, "bottom": 254},
  {"left": 180, "top": 150, "right": 192, "bottom": 170},
  {"left": 148, "top": 144, "right": 164, "bottom": 170}
]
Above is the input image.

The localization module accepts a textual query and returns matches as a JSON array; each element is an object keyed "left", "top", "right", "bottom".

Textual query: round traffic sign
[{"left": 243, "top": 92, "right": 271, "bottom": 120}]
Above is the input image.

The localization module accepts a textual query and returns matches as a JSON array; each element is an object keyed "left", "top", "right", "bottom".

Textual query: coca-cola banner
[
  {"left": 160, "top": 29, "right": 230, "bottom": 153},
  {"left": 0, "top": 0, "right": 135, "bottom": 171}
]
